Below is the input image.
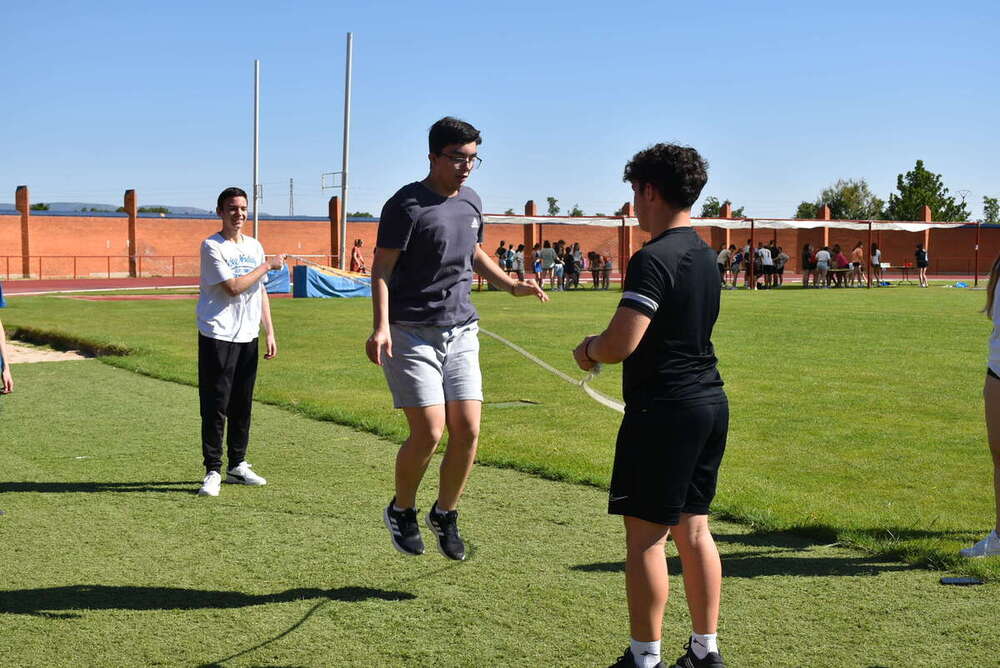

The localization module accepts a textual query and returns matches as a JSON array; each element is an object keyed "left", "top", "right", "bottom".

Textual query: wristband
[{"left": 584, "top": 337, "right": 597, "bottom": 363}]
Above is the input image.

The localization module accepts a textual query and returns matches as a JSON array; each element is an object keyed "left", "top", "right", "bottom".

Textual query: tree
[
  {"left": 700, "top": 195, "right": 744, "bottom": 218},
  {"left": 568, "top": 204, "right": 584, "bottom": 217},
  {"left": 794, "top": 178, "right": 884, "bottom": 220},
  {"left": 504, "top": 208, "right": 515, "bottom": 215},
  {"left": 138, "top": 206, "right": 170, "bottom": 214},
  {"left": 347, "top": 211, "right": 373, "bottom": 217},
  {"left": 30, "top": 202, "right": 49, "bottom": 211},
  {"left": 884, "top": 160, "right": 969, "bottom": 222},
  {"left": 794, "top": 201, "right": 821, "bottom": 219},
  {"left": 594, "top": 212, "right": 606, "bottom": 217},
  {"left": 982, "top": 196, "right": 999, "bottom": 225},
  {"left": 546, "top": 196, "right": 559, "bottom": 216}
]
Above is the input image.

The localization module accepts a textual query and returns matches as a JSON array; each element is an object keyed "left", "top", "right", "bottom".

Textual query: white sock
[
  {"left": 629, "top": 638, "right": 661, "bottom": 668},
  {"left": 392, "top": 503, "right": 411, "bottom": 513},
  {"left": 690, "top": 632, "right": 718, "bottom": 659}
]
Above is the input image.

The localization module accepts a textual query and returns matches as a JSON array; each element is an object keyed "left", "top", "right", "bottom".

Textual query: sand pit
[{"left": 6, "top": 342, "right": 93, "bottom": 363}]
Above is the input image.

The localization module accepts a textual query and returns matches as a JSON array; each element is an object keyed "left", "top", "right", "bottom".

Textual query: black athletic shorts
[
  {"left": 988, "top": 367, "right": 999, "bottom": 381},
  {"left": 608, "top": 397, "right": 729, "bottom": 526}
]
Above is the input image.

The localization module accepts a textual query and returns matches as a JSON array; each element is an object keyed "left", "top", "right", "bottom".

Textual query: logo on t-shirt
[{"left": 470, "top": 217, "right": 480, "bottom": 229}]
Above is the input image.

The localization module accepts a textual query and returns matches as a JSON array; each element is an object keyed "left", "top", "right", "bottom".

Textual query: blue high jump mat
[{"left": 292, "top": 264, "right": 371, "bottom": 299}]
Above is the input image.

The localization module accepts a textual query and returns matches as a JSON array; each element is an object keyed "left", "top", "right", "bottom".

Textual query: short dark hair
[
  {"left": 217, "top": 187, "right": 248, "bottom": 211},
  {"left": 623, "top": 143, "right": 708, "bottom": 210},
  {"left": 428, "top": 117, "right": 481, "bottom": 154}
]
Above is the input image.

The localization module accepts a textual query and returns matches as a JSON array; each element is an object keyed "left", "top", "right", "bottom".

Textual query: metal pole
[
  {"left": 253, "top": 59, "right": 261, "bottom": 242},
  {"left": 749, "top": 220, "right": 755, "bottom": 289},
  {"left": 339, "top": 32, "right": 353, "bottom": 270},
  {"left": 975, "top": 221, "right": 981, "bottom": 287}
]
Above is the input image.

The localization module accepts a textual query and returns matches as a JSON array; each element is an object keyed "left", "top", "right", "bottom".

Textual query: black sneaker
[
  {"left": 425, "top": 502, "right": 466, "bottom": 561},
  {"left": 671, "top": 641, "right": 725, "bottom": 668},
  {"left": 608, "top": 647, "right": 665, "bottom": 668},
  {"left": 383, "top": 498, "right": 424, "bottom": 556}
]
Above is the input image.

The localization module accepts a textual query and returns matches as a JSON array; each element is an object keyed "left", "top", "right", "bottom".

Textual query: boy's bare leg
[
  {"left": 395, "top": 404, "right": 446, "bottom": 508},
  {"left": 437, "top": 400, "right": 480, "bottom": 510},
  {"left": 624, "top": 515, "right": 672, "bottom": 641},
  {"left": 671, "top": 513, "right": 722, "bottom": 634}
]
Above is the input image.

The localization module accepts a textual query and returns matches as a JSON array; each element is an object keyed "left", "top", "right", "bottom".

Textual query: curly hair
[
  {"left": 428, "top": 117, "right": 481, "bottom": 154},
  {"left": 623, "top": 144, "right": 708, "bottom": 210}
]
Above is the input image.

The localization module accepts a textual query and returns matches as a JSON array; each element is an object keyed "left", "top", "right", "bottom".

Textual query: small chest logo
[{"left": 470, "top": 217, "right": 480, "bottom": 229}]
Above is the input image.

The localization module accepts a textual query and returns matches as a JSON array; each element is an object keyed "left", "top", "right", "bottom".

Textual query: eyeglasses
[{"left": 439, "top": 152, "right": 483, "bottom": 169}]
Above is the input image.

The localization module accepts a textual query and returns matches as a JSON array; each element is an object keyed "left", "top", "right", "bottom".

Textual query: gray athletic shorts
[{"left": 382, "top": 322, "right": 483, "bottom": 408}]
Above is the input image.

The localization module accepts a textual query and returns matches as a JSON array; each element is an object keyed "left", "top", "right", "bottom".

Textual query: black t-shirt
[
  {"left": 377, "top": 182, "right": 484, "bottom": 326},
  {"left": 619, "top": 226, "right": 724, "bottom": 406}
]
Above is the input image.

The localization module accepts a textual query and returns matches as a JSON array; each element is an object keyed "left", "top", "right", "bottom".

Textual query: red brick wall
[{"left": 2, "top": 212, "right": 997, "bottom": 279}]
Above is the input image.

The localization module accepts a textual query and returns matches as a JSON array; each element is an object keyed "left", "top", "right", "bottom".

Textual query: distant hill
[{"left": 0, "top": 202, "right": 213, "bottom": 214}]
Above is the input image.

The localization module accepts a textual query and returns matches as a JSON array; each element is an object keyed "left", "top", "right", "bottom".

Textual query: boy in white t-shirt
[{"left": 196, "top": 187, "right": 285, "bottom": 497}]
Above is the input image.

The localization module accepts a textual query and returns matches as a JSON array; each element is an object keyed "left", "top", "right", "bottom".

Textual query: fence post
[
  {"left": 124, "top": 189, "right": 138, "bottom": 277},
  {"left": 15, "top": 185, "right": 31, "bottom": 278}
]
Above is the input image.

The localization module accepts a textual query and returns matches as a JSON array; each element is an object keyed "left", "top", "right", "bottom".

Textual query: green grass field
[
  {"left": 3, "top": 284, "right": 997, "bottom": 580},
  {"left": 1, "top": 359, "right": 998, "bottom": 667}
]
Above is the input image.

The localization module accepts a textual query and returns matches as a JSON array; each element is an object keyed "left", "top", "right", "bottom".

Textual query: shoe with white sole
[
  {"left": 960, "top": 530, "right": 1000, "bottom": 558},
  {"left": 198, "top": 471, "right": 222, "bottom": 496},
  {"left": 225, "top": 461, "right": 267, "bottom": 486}
]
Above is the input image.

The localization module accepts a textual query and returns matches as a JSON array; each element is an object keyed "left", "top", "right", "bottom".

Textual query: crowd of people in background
[
  {"left": 493, "top": 239, "right": 613, "bottom": 290},
  {"left": 717, "top": 239, "right": 934, "bottom": 289}
]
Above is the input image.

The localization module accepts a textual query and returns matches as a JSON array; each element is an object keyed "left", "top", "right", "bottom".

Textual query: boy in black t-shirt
[{"left": 574, "top": 144, "right": 727, "bottom": 668}]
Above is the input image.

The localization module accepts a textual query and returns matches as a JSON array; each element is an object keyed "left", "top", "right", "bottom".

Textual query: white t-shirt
[
  {"left": 757, "top": 247, "right": 773, "bottom": 266},
  {"left": 815, "top": 249, "right": 831, "bottom": 265},
  {"left": 990, "top": 297, "right": 1000, "bottom": 377},
  {"left": 196, "top": 233, "right": 268, "bottom": 343},
  {"left": 871, "top": 249, "right": 882, "bottom": 265}
]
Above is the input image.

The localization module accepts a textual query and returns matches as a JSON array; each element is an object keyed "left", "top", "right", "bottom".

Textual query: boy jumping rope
[
  {"left": 574, "top": 144, "right": 728, "bottom": 668},
  {"left": 367, "top": 117, "right": 547, "bottom": 560}
]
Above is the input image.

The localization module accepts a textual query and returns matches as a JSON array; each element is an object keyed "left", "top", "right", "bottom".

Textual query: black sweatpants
[{"left": 198, "top": 333, "right": 259, "bottom": 473}]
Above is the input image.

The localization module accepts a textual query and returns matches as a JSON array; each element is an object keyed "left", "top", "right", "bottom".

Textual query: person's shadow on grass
[
  {"left": 570, "top": 529, "right": 920, "bottom": 578},
  {"left": 0, "top": 481, "right": 195, "bottom": 495},
  {"left": 0, "top": 584, "right": 415, "bottom": 619}
]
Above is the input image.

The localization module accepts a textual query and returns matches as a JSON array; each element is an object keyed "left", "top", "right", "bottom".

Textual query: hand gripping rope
[{"left": 478, "top": 328, "right": 624, "bottom": 414}]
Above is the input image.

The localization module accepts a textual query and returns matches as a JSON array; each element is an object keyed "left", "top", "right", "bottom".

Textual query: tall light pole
[
  {"left": 252, "top": 59, "right": 261, "bottom": 241},
  {"left": 339, "top": 33, "right": 353, "bottom": 269}
]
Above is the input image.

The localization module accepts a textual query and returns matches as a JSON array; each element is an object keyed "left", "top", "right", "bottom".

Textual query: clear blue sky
[{"left": 3, "top": 1, "right": 997, "bottom": 219}]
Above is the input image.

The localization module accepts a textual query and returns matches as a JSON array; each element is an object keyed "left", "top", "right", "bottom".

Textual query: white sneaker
[
  {"left": 225, "top": 461, "right": 267, "bottom": 486},
  {"left": 198, "top": 471, "right": 222, "bottom": 497},
  {"left": 960, "top": 530, "right": 1000, "bottom": 558}
]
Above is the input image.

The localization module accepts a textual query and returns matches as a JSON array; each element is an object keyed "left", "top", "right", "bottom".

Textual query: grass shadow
[
  {"left": 0, "top": 584, "right": 415, "bottom": 618},
  {"left": 0, "top": 481, "right": 195, "bottom": 494}
]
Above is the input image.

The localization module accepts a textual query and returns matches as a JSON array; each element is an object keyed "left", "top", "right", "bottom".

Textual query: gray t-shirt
[{"left": 377, "top": 181, "right": 484, "bottom": 326}]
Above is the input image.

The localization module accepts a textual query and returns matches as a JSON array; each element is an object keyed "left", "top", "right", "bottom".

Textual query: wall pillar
[
  {"left": 15, "top": 186, "right": 30, "bottom": 278},
  {"left": 820, "top": 204, "right": 831, "bottom": 246},
  {"left": 523, "top": 200, "right": 540, "bottom": 267},
  {"left": 124, "top": 190, "right": 138, "bottom": 277},
  {"left": 618, "top": 202, "right": 635, "bottom": 279},
  {"left": 329, "top": 196, "right": 343, "bottom": 266},
  {"left": 721, "top": 200, "right": 732, "bottom": 248}
]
